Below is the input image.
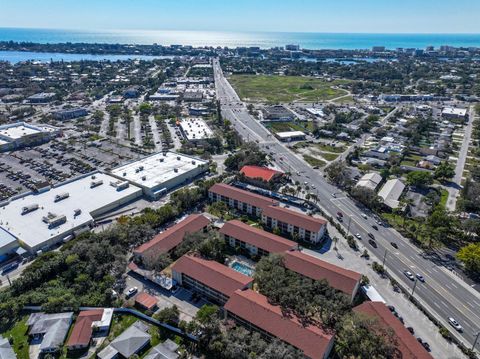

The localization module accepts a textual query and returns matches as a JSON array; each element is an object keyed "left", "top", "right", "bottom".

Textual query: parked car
[
  {"left": 126, "top": 287, "right": 138, "bottom": 297},
  {"left": 448, "top": 317, "right": 463, "bottom": 332},
  {"left": 404, "top": 270, "right": 415, "bottom": 281},
  {"left": 422, "top": 342, "right": 431, "bottom": 352},
  {"left": 407, "top": 327, "right": 414, "bottom": 334},
  {"left": 387, "top": 305, "right": 395, "bottom": 312}
]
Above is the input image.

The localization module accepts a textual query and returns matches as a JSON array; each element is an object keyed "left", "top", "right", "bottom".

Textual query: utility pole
[{"left": 472, "top": 331, "right": 480, "bottom": 351}]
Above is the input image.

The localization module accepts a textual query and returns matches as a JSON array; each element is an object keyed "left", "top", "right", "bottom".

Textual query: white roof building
[
  {"left": 0, "top": 122, "right": 59, "bottom": 152},
  {"left": 442, "top": 107, "right": 467, "bottom": 118},
  {"left": 356, "top": 172, "right": 383, "bottom": 191},
  {"left": 110, "top": 152, "right": 208, "bottom": 199},
  {"left": 275, "top": 131, "right": 306, "bottom": 142},
  {"left": 0, "top": 172, "right": 142, "bottom": 253},
  {"left": 378, "top": 179, "right": 405, "bottom": 209},
  {"left": 179, "top": 118, "right": 213, "bottom": 141}
]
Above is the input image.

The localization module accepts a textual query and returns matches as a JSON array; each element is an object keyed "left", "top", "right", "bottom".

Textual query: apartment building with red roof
[
  {"left": 171, "top": 254, "right": 253, "bottom": 305},
  {"left": 224, "top": 289, "right": 334, "bottom": 359},
  {"left": 283, "top": 250, "right": 361, "bottom": 302},
  {"left": 133, "top": 214, "right": 210, "bottom": 262},
  {"left": 239, "top": 165, "right": 283, "bottom": 188},
  {"left": 354, "top": 301, "right": 433, "bottom": 359},
  {"left": 261, "top": 205, "right": 328, "bottom": 243},
  {"left": 220, "top": 220, "right": 297, "bottom": 257},
  {"left": 208, "top": 183, "right": 279, "bottom": 217}
]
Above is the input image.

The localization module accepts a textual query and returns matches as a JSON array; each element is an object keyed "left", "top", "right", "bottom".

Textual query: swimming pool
[{"left": 231, "top": 261, "right": 254, "bottom": 277}]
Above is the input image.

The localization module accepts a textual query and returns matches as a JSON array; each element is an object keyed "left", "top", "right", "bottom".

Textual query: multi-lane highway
[{"left": 213, "top": 59, "right": 480, "bottom": 350}]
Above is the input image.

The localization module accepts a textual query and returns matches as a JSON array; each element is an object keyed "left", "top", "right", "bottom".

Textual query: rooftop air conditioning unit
[
  {"left": 142, "top": 176, "right": 146, "bottom": 181},
  {"left": 177, "top": 156, "right": 181, "bottom": 160},
  {"left": 174, "top": 168, "right": 178, "bottom": 173}
]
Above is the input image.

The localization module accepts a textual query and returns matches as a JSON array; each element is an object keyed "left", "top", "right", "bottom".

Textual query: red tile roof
[
  {"left": 353, "top": 302, "right": 433, "bottom": 359},
  {"left": 283, "top": 250, "right": 361, "bottom": 298},
  {"left": 135, "top": 292, "right": 158, "bottom": 310},
  {"left": 220, "top": 220, "right": 296, "bottom": 254},
  {"left": 209, "top": 183, "right": 279, "bottom": 210},
  {"left": 67, "top": 309, "right": 104, "bottom": 348},
  {"left": 240, "top": 165, "right": 283, "bottom": 182},
  {"left": 262, "top": 206, "right": 327, "bottom": 232},
  {"left": 225, "top": 289, "right": 334, "bottom": 359},
  {"left": 171, "top": 254, "right": 253, "bottom": 297},
  {"left": 134, "top": 214, "right": 210, "bottom": 256}
]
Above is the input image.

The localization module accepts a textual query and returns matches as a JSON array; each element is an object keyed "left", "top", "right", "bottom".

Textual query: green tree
[
  {"left": 406, "top": 171, "right": 433, "bottom": 188},
  {"left": 434, "top": 161, "right": 455, "bottom": 181},
  {"left": 457, "top": 243, "right": 480, "bottom": 277}
]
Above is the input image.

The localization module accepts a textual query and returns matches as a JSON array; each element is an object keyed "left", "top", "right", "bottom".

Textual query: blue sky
[{"left": 0, "top": 0, "right": 479, "bottom": 33}]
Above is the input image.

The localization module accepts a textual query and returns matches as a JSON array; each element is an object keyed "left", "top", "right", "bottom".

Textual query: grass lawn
[
  {"left": 320, "top": 152, "right": 340, "bottom": 161},
  {"left": 303, "top": 155, "right": 327, "bottom": 167},
  {"left": 439, "top": 189, "right": 449, "bottom": 209},
  {"left": 1, "top": 316, "right": 29, "bottom": 359},
  {"left": 228, "top": 75, "right": 348, "bottom": 103},
  {"left": 314, "top": 143, "right": 345, "bottom": 153},
  {"left": 332, "top": 95, "right": 354, "bottom": 104},
  {"left": 264, "top": 121, "right": 306, "bottom": 134},
  {"left": 109, "top": 314, "right": 138, "bottom": 340}
]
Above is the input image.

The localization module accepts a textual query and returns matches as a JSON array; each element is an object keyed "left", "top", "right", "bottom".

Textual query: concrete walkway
[{"left": 303, "top": 223, "right": 467, "bottom": 359}]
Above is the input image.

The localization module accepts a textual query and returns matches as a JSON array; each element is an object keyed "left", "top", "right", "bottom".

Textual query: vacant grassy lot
[
  {"left": 303, "top": 155, "right": 327, "bottom": 168},
  {"left": 228, "top": 75, "right": 348, "bottom": 103}
]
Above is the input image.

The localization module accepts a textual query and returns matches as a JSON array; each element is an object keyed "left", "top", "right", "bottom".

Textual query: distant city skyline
[{"left": 0, "top": 0, "right": 479, "bottom": 34}]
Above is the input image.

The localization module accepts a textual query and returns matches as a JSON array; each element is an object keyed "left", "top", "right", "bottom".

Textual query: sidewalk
[{"left": 303, "top": 223, "right": 467, "bottom": 359}]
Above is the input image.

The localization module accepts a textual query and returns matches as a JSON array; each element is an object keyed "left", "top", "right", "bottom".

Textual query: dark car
[
  {"left": 422, "top": 342, "right": 431, "bottom": 352},
  {"left": 368, "top": 239, "right": 377, "bottom": 248},
  {"left": 387, "top": 305, "right": 395, "bottom": 312},
  {"left": 337, "top": 211, "right": 343, "bottom": 218},
  {"left": 368, "top": 232, "right": 375, "bottom": 240},
  {"left": 407, "top": 327, "right": 414, "bottom": 334},
  {"left": 372, "top": 224, "right": 378, "bottom": 230},
  {"left": 391, "top": 242, "right": 398, "bottom": 249},
  {"left": 417, "top": 337, "right": 423, "bottom": 344}
]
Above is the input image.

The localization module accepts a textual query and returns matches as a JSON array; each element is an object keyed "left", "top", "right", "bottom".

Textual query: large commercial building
[
  {"left": 0, "top": 122, "right": 60, "bottom": 152},
  {"left": 110, "top": 152, "right": 209, "bottom": 199},
  {"left": 53, "top": 108, "right": 88, "bottom": 121},
  {"left": 133, "top": 214, "right": 210, "bottom": 262},
  {"left": 0, "top": 172, "right": 142, "bottom": 255},
  {"left": 27, "top": 92, "right": 56, "bottom": 103},
  {"left": 442, "top": 107, "right": 467, "bottom": 120},
  {"left": 275, "top": 131, "right": 306, "bottom": 142},
  {"left": 224, "top": 289, "right": 334, "bottom": 359},
  {"left": 220, "top": 220, "right": 297, "bottom": 257},
  {"left": 178, "top": 118, "right": 213, "bottom": 142},
  {"left": 261, "top": 206, "right": 327, "bottom": 243},
  {"left": 171, "top": 254, "right": 253, "bottom": 305}
]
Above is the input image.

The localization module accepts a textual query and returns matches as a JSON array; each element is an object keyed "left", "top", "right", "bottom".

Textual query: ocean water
[{"left": 1, "top": 27, "right": 480, "bottom": 50}]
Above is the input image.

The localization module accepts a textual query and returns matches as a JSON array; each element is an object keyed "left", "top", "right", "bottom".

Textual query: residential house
[
  {"left": 378, "top": 179, "right": 406, "bottom": 209},
  {"left": 97, "top": 321, "right": 151, "bottom": 359},
  {"left": 144, "top": 339, "right": 179, "bottom": 359},
  {"left": 67, "top": 309, "right": 113, "bottom": 351},
  {"left": 356, "top": 172, "right": 383, "bottom": 191},
  {"left": 0, "top": 335, "right": 16, "bottom": 359},
  {"left": 239, "top": 165, "right": 284, "bottom": 188},
  {"left": 135, "top": 292, "right": 158, "bottom": 312},
  {"left": 27, "top": 312, "right": 73, "bottom": 353}
]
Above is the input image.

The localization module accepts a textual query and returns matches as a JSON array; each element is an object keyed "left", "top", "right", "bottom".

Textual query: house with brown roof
[
  {"left": 133, "top": 214, "right": 210, "bottom": 263},
  {"left": 220, "top": 220, "right": 297, "bottom": 257},
  {"left": 171, "top": 254, "right": 253, "bottom": 305},
  {"left": 208, "top": 183, "right": 279, "bottom": 217},
  {"left": 283, "top": 250, "right": 362, "bottom": 302},
  {"left": 67, "top": 309, "right": 113, "bottom": 351},
  {"left": 354, "top": 301, "right": 433, "bottom": 359},
  {"left": 135, "top": 292, "right": 158, "bottom": 312},
  {"left": 224, "top": 289, "right": 334, "bottom": 359},
  {"left": 261, "top": 206, "right": 327, "bottom": 243}
]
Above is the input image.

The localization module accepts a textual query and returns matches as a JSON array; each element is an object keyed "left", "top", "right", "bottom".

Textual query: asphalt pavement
[{"left": 213, "top": 58, "right": 480, "bottom": 351}]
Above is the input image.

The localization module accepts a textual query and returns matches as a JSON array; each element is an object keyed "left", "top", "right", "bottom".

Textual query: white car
[
  {"left": 126, "top": 287, "right": 138, "bottom": 297},
  {"left": 362, "top": 213, "right": 368, "bottom": 219},
  {"left": 331, "top": 193, "right": 336, "bottom": 198},
  {"left": 416, "top": 274, "right": 425, "bottom": 282},
  {"left": 448, "top": 317, "right": 463, "bottom": 332},
  {"left": 355, "top": 233, "right": 362, "bottom": 239},
  {"left": 404, "top": 271, "right": 415, "bottom": 281}
]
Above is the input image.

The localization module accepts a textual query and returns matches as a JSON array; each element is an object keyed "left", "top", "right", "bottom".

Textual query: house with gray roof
[
  {"left": 0, "top": 335, "right": 16, "bottom": 359},
  {"left": 378, "top": 179, "right": 406, "bottom": 209},
  {"left": 97, "top": 321, "right": 151, "bottom": 359},
  {"left": 144, "top": 339, "right": 179, "bottom": 359},
  {"left": 27, "top": 312, "right": 73, "bottom": 353}
]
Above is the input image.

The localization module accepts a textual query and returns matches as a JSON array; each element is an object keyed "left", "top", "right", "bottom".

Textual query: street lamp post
[
  {"left": 473, "top": 331, "right": 480, "bottom": 351},
  {"left": 410, "top": 278, "right": 418, "bottom": 299}
]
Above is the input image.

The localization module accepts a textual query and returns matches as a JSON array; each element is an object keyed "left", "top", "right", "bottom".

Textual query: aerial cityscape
[{"left": 0, "top": 1, "right": 480, "bottom": 359}]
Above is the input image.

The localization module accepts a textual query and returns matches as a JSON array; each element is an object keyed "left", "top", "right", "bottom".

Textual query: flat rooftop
[
  {"left": 0, "top": 172, "right": 142, "bottom": 251},
  {"left": 0, "top": 123, "right": 43, "bottom": 140},
  {"left": 179, "top": 118, "right": 213, "bottom": 141},
  {"left": 276, "top": 131, "right": 305, "bottom": 139},
  {"left": 110, "top": 152, "right": 208, "bottom": 190}
]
